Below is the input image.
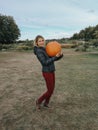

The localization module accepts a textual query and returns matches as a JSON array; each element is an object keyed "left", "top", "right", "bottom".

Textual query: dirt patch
[{"left": 0, "top": 50, "right": 98, "bottom": 130}]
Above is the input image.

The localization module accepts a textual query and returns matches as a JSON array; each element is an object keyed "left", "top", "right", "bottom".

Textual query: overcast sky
[{"left": 0, "top": 0, "right": 98, "bottom": 40}]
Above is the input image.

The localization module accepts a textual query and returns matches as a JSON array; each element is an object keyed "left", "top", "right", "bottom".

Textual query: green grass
[{"left": 0, "top": 50, "right": 98, "bottom": 130}]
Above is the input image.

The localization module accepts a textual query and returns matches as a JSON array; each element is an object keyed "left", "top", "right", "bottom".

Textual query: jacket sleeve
[{"left": 36, "top": 51, "right": 58, "bottom": 66}]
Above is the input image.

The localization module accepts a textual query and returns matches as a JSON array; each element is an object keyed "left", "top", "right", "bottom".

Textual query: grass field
[{"left": 0, "top": 49, "right": 98, "bottom": 130}]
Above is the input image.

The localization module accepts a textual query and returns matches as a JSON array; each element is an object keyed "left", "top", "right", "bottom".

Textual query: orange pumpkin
[{"left": 46, "top": 41, "right": 61, "bottom": 57}]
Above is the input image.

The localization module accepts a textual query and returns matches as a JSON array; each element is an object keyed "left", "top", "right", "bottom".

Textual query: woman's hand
[{"left": 56, "top": 51, "right": 63, "bottom": 57}]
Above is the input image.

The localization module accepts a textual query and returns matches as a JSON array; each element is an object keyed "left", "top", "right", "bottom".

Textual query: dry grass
[{"left": 0, "top": 49, "right": 98, "bottom": 130}]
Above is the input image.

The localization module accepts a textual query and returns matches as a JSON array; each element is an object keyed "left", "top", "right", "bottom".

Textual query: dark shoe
[
  {"left": 36, "top": 100, "right": 41, "bottom": 109},
  {"left": 43, "top": 104, "right": 50, "bottom": 108}
]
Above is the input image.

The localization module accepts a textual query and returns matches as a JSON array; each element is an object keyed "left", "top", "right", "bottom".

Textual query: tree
[
  {"left": 70, "top": 33, "right": 79, "bottom": 40},
  {"left": 0, "top": 14, "right": 20, "bottom": 44},
  {"left": 78, "top": 29, "right": 85, "bottom": 40},
  {"left": 92, "top": 25, "right": 98, "bottom": 39}
]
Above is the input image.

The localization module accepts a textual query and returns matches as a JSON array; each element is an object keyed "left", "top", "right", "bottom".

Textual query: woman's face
[{"left": 37, "top": 38, "right": 45, "bottom": 47}]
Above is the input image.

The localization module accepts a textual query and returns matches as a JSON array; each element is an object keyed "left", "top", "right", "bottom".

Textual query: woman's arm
[{"left": 37, "top": 51, "right": 58, "bottom": 66}]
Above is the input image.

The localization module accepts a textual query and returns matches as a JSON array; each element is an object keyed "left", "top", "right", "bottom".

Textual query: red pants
[{"left": 38, "top": 72, "right": 55, "bottom": 105}]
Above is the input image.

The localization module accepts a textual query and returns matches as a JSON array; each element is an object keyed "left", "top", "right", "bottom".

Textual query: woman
[{"left": 34, "top": 35, "right": 63, "bottom": 109}]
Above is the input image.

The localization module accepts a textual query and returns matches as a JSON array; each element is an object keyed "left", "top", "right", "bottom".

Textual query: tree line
[
  {"left": 0, "top": 14, "right": 98, "bottom": 45},
  {"left": 70, "top": 25, "right": 98, "bottom": 41}
]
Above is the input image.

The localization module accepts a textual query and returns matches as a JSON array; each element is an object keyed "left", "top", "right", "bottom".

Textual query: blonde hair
[{"left": 34, "top": 35, "right": 45, "bottom": 46}]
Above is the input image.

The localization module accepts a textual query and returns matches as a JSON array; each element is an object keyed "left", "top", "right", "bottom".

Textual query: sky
[{"left": 0, "top": 0, "right": 98, "bottom": 40}]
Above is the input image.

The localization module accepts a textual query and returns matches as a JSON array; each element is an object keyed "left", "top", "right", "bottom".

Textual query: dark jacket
[{"left": 34, "top": 46, "right": 63, "bottom": 72}]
